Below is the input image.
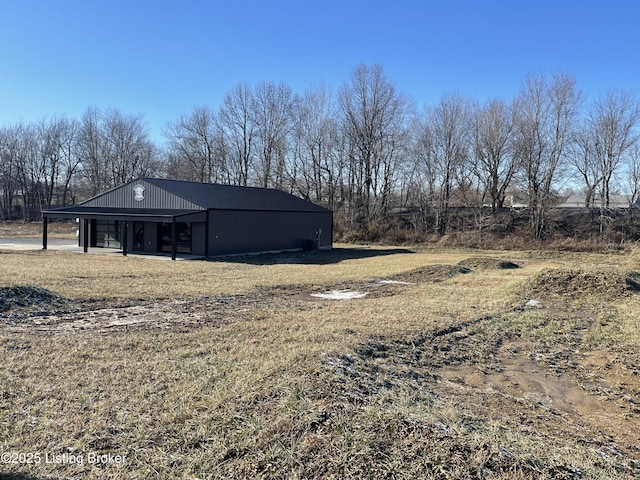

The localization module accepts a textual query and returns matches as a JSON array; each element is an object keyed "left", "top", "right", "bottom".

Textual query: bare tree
[
  {"left": 472, "top": 98, "right": 517, "bottom": 213},
  {"left": 589, "top": 90, "right": 640, "bottom": 210},
  {"left": 218, "top": 83, "right": 256, "bottom": 186},
  {"left": 35, "top": 116, "right": 82, "bottom": 209},
  {"left": 78, "top": 106, "right": 109, "bottom": 196},
  {"left": 627, "top": 145, "right": 640, "bottom": 206},
  {"left": 164, "top": 105, "right": 226, "bottom": 183},
  {"left": 35, "top": 117, "right": 61, "bottom": 210},
  {"left": 291, "top": 85, "right": 341, "bottom": 206},
  {"left": 0, "top": 122, "right": 62, "bottom": 219},
  {"left": 339, "top": 64, "right": 409, "bottom": 225},
  {"left": 514, "top": 73, "right": 582, "bottom": 239},
  {"left": 11, "top": 124, "right": 43, "bottom": 220},
  {"left": 407, "top": 115, "right": 435, "bottom": 231},
  {"left": 78, "top": 107, "right": 159, "bottom": 193},
  {"left": 252, "top": 82, "right": 294, "bottom": 189},
  {"left": 412, "top": 93, "right": 471, "bottom": 234},
  {"left": 102, "top": 108, "right": 157, "bottom": 185},
  {"left": 568, "top": 120, "right": 601, "bottom": 208},
  {"left": 0, "top": 110, "right": 158, "bottom": 216},
  {"left": 57, "top": 118, "right": 82, "bottom": 206},
  {"left": 0, "top": 124, "right": 23, "bottom": 219}
]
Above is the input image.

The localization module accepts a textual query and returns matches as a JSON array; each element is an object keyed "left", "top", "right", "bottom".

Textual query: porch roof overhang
[{"left": 42, "top": 206, "right": 207, "bottom": 223}]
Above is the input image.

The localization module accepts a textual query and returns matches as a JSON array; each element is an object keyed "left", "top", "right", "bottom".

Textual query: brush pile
[
  {"left": 528, "top": 268, "right": 640, "bottom": 299},
  {"left": 0, "top": 286, "right": 67, "bottom": 316},
  {"left": 457, "top": 257, "right": 520, "bottom": 270}
]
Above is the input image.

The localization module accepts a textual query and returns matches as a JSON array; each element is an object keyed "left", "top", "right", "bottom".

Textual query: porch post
[
  {"left": 204, "top": 210, "right": 209, "bottom": 258},
  {"left": 171, "top": 218, "right": 177, "bottom": 261},
  {"left": 83, "top": 219, "right": 89, "bottom": 253},
  {"left": 42, "top": 216, "right": 48, "bottom": 250},
  {"left": 122, "top": 221, "right": 128, "bottom": 256}
]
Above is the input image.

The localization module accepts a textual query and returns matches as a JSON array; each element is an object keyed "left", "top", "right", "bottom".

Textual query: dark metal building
[{"left": 42, "top": 178, "right": 333, "bottom": 259}]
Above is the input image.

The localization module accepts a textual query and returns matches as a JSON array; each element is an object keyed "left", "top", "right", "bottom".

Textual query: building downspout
[
  {"left": 204, "top": 210, "right": 210, "bottom": 258},
  {"left": 171, "top": 218, "right": 177, "bottom": 261}
]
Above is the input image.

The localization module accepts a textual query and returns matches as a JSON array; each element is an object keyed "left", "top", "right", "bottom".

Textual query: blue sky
[{"left": 1, "top": 0, "right": 638, "bottom": 142}]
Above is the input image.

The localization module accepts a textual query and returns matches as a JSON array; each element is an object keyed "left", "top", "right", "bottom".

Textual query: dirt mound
[
  {"left": 0, "top": 286, "right": 67, "bottom": 313},
  {"left": 457, "top": 257, "right": 520, "bottom": 270},
  {"left": 528, "top": 268, "right": 640, "bottom": 299},
  {"left": 391, "top": 264, "right": 471, "bottom": 283}
]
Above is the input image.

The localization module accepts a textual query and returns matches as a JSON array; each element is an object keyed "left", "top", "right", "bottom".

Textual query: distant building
[
  {"left": 557, "top": 194, "right": 638, "bottom": 209},
  {"left": 42, "top": 178, "right": 333, "bottom": 259},
  {"left": 504, "top": 194, "right": 528, "bottom": 210}
]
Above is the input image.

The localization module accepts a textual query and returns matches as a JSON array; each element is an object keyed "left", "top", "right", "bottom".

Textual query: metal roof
[
  {"left": 42, "top": 206, "right": 205, "bottom": 222},
  {"left": 43, "top": 178, "right": 331, "bottom": 219},
  {"left": 143, "top": 178, "right": 330, "bottom": 212}
]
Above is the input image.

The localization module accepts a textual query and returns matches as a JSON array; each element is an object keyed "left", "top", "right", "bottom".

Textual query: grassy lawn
[{"left": 1, "top": 244, "right": 639, "bottom": 479}]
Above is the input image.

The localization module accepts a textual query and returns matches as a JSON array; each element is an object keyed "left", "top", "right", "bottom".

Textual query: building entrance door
[
  {"left": 133, "top": 222, "right": 145, "bottom": 251},
  {"left": 158, "top": 222, "right": 192, "bottom": 254}
]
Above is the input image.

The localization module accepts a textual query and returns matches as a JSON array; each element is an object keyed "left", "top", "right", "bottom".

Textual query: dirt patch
[
  {"left": 457, "top": 257, "right": 520, "bottom": 270},
  {"left": 436, "top": 351, "right": 640, "bottom": 469},
  {"left": 439, "top": 353, "right": 609, "bottom": 415},
  {"left": 0, "top": 293, "right": 279, "bottom": 334},
  {"left": 0, "top": 286, "right": 69, "bottom": 314},
  {"left": 389, "top": 264, "right": 471, "bottom": 283},
  {"left": 300, "top": 265, "right": 469, "bottom": 301},
  {"left": 323, "top": 304, "right": 640, "bottom": 476},
  {"left": 529, "top": 267, "right": 640, "bottom": 299}
]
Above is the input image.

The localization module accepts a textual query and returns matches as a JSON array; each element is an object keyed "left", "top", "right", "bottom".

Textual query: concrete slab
[
  {"left": 0, "top": 237, "right": 203, "bottom": 260},
  {"left": 0, "top": 237, "right": 74, "bottom": 251}
]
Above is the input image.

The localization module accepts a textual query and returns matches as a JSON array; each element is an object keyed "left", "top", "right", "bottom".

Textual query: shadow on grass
[
  {"left": 213, "top": 247, "right": 416, "bottom": 265},
  {"left": 0, "top": 473, "right": 43, "bottom": 480}
]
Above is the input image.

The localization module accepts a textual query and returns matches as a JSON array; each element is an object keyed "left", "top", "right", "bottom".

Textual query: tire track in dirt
[
  {"left": 0, "top": 295, "right": 272, "bottom": 334},
  {"left": 324, "top": 303, "right": 640, "bottom": 475}
]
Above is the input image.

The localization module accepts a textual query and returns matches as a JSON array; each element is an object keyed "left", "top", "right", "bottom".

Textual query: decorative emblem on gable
[{"left": 133, "top": 184, "right": 145, "bottom": 202}]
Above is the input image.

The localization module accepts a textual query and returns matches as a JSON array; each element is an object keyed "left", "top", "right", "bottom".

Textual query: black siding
[{"left": 208, "top": 210, "right": 333, "bottom": 255}]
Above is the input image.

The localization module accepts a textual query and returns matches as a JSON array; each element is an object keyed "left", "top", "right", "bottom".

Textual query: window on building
[
  {"left": 93, "top": 220, "right": 120, "bottom": 248},
  {"left": 158, "top": 222, "right": 192, "bottom": 254}
]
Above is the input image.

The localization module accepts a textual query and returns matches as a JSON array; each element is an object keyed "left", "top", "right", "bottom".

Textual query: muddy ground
[
  {"left": 325, "top": 308, "right": 640, "bottom": 474},
  {"left": 1, "top": 262, "right": 639, "bottom": 477}
]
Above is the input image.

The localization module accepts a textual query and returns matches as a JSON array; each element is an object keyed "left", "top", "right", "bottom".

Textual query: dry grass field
[
  {"left": 0, "top": 221, "right": 77, "bottom": 239},
  {"left": 1, "top": 235, "right": 640, "bottom": 478}
]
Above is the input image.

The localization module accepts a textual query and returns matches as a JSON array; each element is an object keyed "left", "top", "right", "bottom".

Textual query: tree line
[{"left": 1, "top": 64, "right": 639, "bottom": 240}]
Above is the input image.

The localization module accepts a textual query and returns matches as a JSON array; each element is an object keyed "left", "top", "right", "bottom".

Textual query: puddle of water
[{"left": 439, "top": 357, "right": 603, "bottom": 415}]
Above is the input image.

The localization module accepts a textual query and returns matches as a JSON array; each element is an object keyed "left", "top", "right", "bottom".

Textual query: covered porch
[{"left": 42, "top": 207, "right": 208, "bottom": 261}]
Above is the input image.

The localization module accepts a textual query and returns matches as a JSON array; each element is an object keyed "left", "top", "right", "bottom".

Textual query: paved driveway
[{"left": 0, "top": 237, "right": 79, "bottom": 251}]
